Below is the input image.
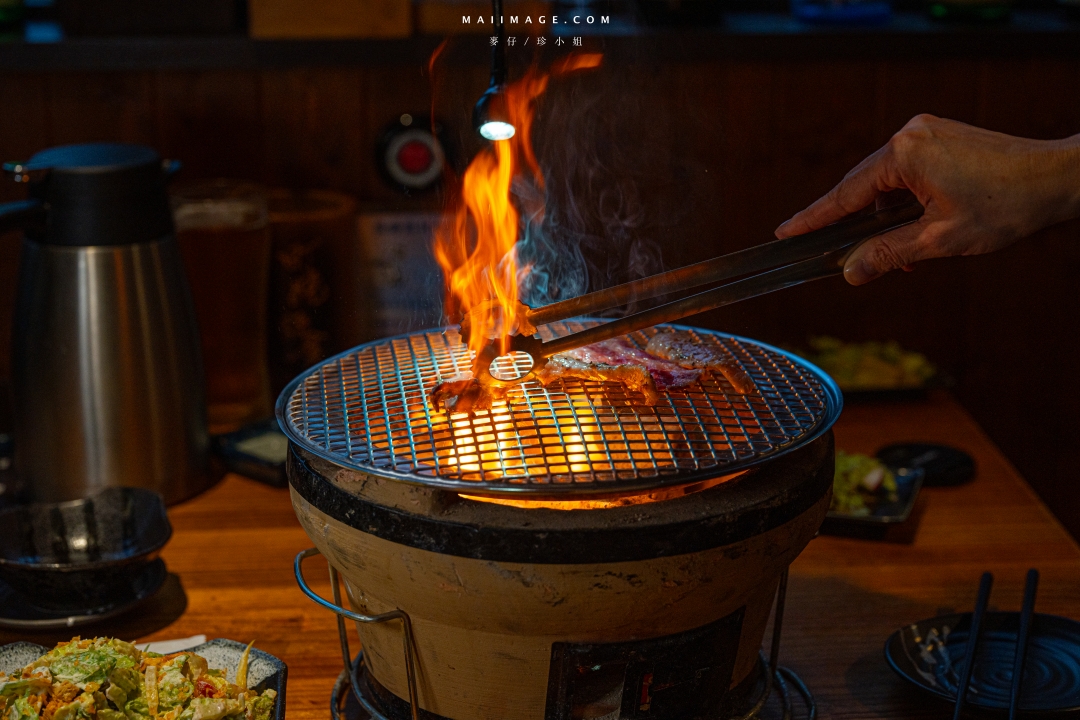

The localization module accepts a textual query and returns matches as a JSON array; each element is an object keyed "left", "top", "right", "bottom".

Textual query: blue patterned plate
[{"left": 886, "top": 611, "right": 1080, "bottom": 713}]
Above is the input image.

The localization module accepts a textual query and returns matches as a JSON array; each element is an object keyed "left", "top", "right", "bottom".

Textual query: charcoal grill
[
  {"left": 278, "top": 321, "right": 840, "bottom": 496},
  {"left": 282, "top": 322, "right": 841, "bottom": 720}
]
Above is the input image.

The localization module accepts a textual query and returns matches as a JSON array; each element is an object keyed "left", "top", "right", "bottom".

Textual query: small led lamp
[
  {"left": 474, "top": 86, "right": 515, "bottom": 141},
  {"left": 473, "top": 0, "right": 515, "bottom": 141}
]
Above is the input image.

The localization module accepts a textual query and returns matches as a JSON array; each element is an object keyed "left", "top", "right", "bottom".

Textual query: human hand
[{"left": 775, "top": 114, "right": 1080, "bottom": 285}]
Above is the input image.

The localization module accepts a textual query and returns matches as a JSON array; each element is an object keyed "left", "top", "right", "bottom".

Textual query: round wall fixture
[{"left": 375, "top": 113, "right": 448, "bottom": 194}]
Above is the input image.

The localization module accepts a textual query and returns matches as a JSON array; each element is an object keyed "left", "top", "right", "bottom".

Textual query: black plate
[
  {"left": 0, "top": 557, "right": 166, "bottom": 630},
  {"left": 885, "top": 611, "right": 1080, "bottom": 713},
  {"left": 820, "top": 466, "right": 924, "bottom": 538},
  {"left": 0, "top": 638, "right": 287, "bottom": 720},
  {"left": 0, "top": 486, "right": 172, "bottom": 612},
  {"left": 214, "top": 418, "right": 288, "bottom": 487},
  {"left": 876, "top": 442, "right": 976, "bottom": 487}
]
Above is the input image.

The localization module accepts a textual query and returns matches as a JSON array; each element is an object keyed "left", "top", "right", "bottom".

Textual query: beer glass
[{"left": 172, "top": 180, "right": 272, "bottom": 434}]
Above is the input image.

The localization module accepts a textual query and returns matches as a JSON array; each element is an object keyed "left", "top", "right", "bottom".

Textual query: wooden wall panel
[
  {"left": 0, "top": 72, "right": 52, "bottom": 202},
  {"left": 874, "top": 58, "right": 981, "bottom": 136},
  {"left": 957, "top": 58, "right": 1080, "bottom": 535},
  {"left": 976, "top": 58, "right": 1080, "bottom": 139},
  {"left": 770, "top": 60, "right": 882, "bottom": 220},
  {"left": 46, "top": 72, "right": 158, "bottom": 147},
  {"left": 702, "top": 60, "right": 888, "bottom": 343},
  {"left": 155, "top": 71, "right": 266, "bottom": 183},
  {"left": 651, "top": 63, "right": 732, "bottom": 281},
  {"left": 710, "top": 62, "right": 779, "bottom": 256},
  {"left": 261, "top": 68, "right": 368, "bottom": 194}
]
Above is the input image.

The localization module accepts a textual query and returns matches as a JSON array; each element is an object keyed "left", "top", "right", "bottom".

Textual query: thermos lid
[
  {"left": 12, "top": 143, "right": 175, "bottom": 246},
  {"left": 17, "top": 143, "right": 159, "bottom": 174}
]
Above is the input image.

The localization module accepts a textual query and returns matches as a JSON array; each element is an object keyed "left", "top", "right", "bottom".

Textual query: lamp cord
[{"left": 491, "top": 0, "right": 507, "bottom": 86}]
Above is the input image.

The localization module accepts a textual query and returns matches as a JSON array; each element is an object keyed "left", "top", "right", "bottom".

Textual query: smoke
[{"left": 508, "top": 62, "right": 677, "bottom": 316}]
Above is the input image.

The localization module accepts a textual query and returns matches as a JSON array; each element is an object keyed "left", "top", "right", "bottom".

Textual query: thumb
[{"left": 843, "top": 222, "right": 927, "bottom": 285}]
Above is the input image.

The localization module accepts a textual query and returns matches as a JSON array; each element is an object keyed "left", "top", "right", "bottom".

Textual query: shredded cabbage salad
[
  {"left": 799, "top": 336, "right": 936, "bottom": 390},
  {"left": 0, "top": 638, "right": 276, "bottom": 720},
  {"left": 831, "top": 451, "right": 898, "bottom": 516}
]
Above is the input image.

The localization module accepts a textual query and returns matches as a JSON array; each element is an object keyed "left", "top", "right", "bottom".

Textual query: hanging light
[{"left": 473, "top": 0, "right": 515, "bottom": 141}]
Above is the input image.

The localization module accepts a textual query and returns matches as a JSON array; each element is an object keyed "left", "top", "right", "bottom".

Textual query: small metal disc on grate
[{"left": 276, "top": 321, "right": 842, "bottom": 496}]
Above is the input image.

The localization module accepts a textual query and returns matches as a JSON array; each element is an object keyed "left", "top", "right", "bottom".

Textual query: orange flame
[
  {"left": 459, "top": 470, "right": 744, "bottom": 510},
  {"left": 551, "top": 52, "right": 603, "bottom": 74},
  {"left": 434, "top": 54, "right": 602, "bottom": 359}
]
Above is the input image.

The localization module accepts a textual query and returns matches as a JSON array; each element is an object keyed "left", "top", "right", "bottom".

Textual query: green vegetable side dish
[
  {"left": 0, "top": 638, "right": 276, "bottom": 720},
  {"left": 831, "top": 451, "right": 898, "bottom": 517},
  {"left": 797, "top": 336, "right": 936, "bottom": 390}
]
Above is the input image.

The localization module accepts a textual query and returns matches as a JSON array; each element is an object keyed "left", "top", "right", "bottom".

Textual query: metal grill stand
[
  {"left": 297, "top": 549, "right": 816, "bottom": 720},
  {"left": 295, "top": 549, "right": 421, "bottom": 720}
]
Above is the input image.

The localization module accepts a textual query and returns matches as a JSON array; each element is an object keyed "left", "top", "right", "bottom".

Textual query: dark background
[{"left": 1, "top": 22, "right": 1078, "bottom": 537}]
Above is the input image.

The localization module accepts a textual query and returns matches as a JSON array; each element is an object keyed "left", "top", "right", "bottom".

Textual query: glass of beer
[{"left": 172, "top": 180, "right": 272, "bottom": 434}]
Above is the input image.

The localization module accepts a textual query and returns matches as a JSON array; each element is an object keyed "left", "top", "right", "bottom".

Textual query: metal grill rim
[{"left": 275, "top": 322, "right": 842, "bottom": 496}]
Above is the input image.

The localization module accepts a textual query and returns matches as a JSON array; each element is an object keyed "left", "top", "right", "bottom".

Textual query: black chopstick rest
[
  {"left": 954, "top": 572, "right": 994, "bottom": 720},
  {"left": 1009, "top": 568, "right": 1040, "bottom": 719}
]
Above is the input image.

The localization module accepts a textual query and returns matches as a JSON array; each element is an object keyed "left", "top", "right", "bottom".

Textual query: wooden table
[{"left": 5, "top": 392, "right": 1079, "bottom": 719}]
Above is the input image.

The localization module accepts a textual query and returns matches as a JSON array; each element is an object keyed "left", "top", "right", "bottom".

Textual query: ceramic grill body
[{"left": 280, "top": 323, "right": 842, "bottom": 720}]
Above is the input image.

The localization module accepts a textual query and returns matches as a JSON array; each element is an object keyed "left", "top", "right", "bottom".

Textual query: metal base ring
[
  {"left": 331, "top": 652, "right": 391, "bottom": 720},
  {"left": 330, "top": 650, "right": 815, "bottom": 720}
]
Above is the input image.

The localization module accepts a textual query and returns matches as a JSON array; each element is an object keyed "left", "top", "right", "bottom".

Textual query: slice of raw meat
[
  {"left": 645, "top": 331, "right": 756, "bottom": 394},
  {"left": 536, "top": 336, "right": 701, "bottom": 404}
]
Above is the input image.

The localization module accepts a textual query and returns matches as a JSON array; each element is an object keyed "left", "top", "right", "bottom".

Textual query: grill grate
[{"left": 277, "top": 322, "right": 842, "bottom": 495}]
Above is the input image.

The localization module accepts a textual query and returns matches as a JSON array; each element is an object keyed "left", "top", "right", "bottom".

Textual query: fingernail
[
  {"left": 774, "top": 219, "right": 792, "bottom": 237},
  {"left": 844, "top": 258, "right": 880, "bottom": 286}
]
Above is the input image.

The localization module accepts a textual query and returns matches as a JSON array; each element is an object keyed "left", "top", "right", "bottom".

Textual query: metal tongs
[{"left": 467, "top": 200, "right": 925, "bottom": 385}]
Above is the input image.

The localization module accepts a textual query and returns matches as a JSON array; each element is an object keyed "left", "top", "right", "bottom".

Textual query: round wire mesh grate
[{"left": 276, "top": 321, "right": 842, "bottom": 496}]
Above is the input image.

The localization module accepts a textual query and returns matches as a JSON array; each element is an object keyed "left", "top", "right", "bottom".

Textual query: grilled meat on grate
[
  {"left": 429, "top": 336, "right": 704, "bottom": 413},
  {"left": 535, "top": 355, "right": 659, "bottom": 404},
  {"left": 645, "top": 330, "right": 755, "bottom": 394},
  {"left": 429, "top": 373, "right": 505, "bottom": 413},
  {"left": 536, "top": 336, "right": 700, "bottom": 404}
]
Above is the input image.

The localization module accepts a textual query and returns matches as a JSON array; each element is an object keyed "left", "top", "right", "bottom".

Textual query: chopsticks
[
  {"left": 1010, "top": 568, "right": 1040, "bottom": 719},
  {"left": 953, "top": 569, "right": 1040, "bottom": 719},
  {"left": 954, "top": 572, "right": 993, "bottom": 720}
]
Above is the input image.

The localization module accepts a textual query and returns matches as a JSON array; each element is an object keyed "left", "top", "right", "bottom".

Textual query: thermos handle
[{"left": 0, "top": 199, "right": 45, "bottom": 235}]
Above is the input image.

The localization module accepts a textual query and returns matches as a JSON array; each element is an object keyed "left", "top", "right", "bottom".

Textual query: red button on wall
[{"left": 396, "top": 140, "right": 434, "bottom": 175}]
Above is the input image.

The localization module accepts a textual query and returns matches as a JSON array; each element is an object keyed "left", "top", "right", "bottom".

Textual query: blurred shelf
[
  {"left": 0, "top": 35, "right": 447, "bottom": 71},
  {"left": 1, "top": 11, "right": 1079, "bottom": 71}
]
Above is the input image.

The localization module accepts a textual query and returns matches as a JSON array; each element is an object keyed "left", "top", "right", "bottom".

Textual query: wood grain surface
[
  {"left": 788, "top": 392, "right": 1080, "bottom": 718},
  {"left": 2, "top": 390, "right": 1078, "bottom": 718}
]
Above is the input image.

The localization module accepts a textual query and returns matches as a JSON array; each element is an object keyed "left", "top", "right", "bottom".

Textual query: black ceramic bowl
[{"left": 0, "top": 486, "right": 172, "bottom": 612}]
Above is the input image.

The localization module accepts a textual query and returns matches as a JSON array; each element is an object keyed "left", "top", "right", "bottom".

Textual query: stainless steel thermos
[{"left": 0, "top": 143, "right": 211, "bottom": 504}]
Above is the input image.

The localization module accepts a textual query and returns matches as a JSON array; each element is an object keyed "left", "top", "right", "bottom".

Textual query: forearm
[
  {"left": 991, "top": 133, "right": 1080, "bottom": 240},
  {"left": 1052, "top": 135, "right": 1080, "bottom": 224}
]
